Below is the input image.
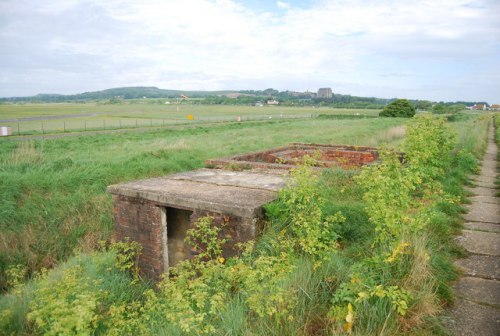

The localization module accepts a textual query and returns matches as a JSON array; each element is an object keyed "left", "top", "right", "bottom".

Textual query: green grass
[{"left": 0, "top": 103, "right": 380, "bottom": 135}]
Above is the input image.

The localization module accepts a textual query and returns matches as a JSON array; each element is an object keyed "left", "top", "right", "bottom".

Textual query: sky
[{"left": 0, "top": 0, "right": 499, "bottom": 103}]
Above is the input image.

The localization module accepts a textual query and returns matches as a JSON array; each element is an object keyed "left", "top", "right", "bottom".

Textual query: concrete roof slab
[{"left": 107, "top": 169, "right": 286, "bottom": 218}]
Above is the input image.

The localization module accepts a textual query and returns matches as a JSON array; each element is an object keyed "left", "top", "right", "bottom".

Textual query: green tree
[
  {"left": 432, "top": 103, "right": 447, "bottom": 114},
  {"left": 379, "top": 99, "right": 416, "bottom": 118},
  {"left": 414, "top": 100, "right": 433, "bottom": 110},
  {"left": 432, "top": 103, "right": 466, "bottom": 114}
]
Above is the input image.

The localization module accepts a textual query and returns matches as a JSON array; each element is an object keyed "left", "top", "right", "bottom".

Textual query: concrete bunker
[
  {"left": 108, "top": 169, "right": 286, "bottom": 279},
  {"left": 108, "top": 143, "right": 382, "bottom": 279}
]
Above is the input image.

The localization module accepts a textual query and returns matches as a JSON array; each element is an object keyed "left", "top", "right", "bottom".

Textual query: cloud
[
  {"left": 0, "top": 0, "right": 499, "bottom": 102},
  {"left": 277, "top": 1, "right": 291, "bottom": 10}
]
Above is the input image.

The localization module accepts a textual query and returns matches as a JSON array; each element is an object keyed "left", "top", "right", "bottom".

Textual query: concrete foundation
[{"left": 205, "top": 143, "right": 380, "bottom": 171}]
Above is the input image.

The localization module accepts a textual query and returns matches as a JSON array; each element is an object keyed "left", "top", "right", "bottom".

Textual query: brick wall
[
  {"left": 112, "top": 194, "right": 164, "bottom": 279},
  {"left": 206, "top": 147, "right": 379, "bottom": 171},
  {"left": 112, "top": 196, "right": 263, "bottom": 279}
]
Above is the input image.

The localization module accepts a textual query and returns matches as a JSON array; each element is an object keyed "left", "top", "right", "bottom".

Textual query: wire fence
[{"left": 2, "top": 113, "right": 318, "bottom": 136}]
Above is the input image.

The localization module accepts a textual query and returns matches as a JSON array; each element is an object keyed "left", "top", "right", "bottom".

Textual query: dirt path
[{"left": 445, "top": 120, "right": 500, "bottom": 335}]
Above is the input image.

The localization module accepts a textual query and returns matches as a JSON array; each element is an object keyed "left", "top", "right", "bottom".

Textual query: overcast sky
[{"left": 0, "top": 0, "right": 499, "bottom": 103}]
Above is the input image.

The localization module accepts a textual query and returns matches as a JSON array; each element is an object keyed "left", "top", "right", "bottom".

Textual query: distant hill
[
  {"left": 0, "top": 86, "right": 394, "bottom": 107},
  {"left": 0, "top": 87, "right": 239, "bottom": 102},
  {"left": 0, "top": 86, "right": 487, "bottom": 108}
]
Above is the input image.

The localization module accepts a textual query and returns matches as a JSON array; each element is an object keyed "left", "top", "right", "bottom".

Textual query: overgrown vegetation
[
  {"left": 0, "top": 113, "right": 490, "bottom": 335},
  {"left": 0, "top": 117, "right": 404, "bottom": 291}
]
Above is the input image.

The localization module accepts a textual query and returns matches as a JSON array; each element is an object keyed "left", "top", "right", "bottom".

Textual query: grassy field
[
  {"left": 0, "top": 103, "right": 380, "bottom": 135},
  {"left": 0, "top": 117, "right": 404, "bottom": 284},
  {"left": 0, "top": 112, "right": 491, "bottom": 335}
]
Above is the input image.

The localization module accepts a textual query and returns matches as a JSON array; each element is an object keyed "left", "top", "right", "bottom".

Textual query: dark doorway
[{"left": 166, "top": 207, "right": 193, "bottom": 267}]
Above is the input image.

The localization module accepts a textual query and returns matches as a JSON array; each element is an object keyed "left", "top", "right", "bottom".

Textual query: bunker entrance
[{"left": 165, "top": 207, "right": 193, "bottom": 268}]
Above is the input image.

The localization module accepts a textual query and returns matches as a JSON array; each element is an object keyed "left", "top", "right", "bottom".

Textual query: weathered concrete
[
  {"left": 168, "top": 168, "right": 286, "bottom": 191},
  {"left": 471, "top": 175, "right": 497, "bottom": 185},
  {"left": 445, "top": 121, "right": 500, "bottom": 336},
  {"left": 469, "top": 195, "right": 500, "bottom": 205},
  {"left": 108, "top": 169, "right": 285, "bottom": 218},
  {"left": 465, "top": 186, "right": 497, "bottom": 197},
  {"left": 455, "top": 255, "right": 500, "bottom": 280},
  {"left": 454, "top": 277, "right": 500, "bottom": 306},
  {"left": 464, "top": 222, "right": 500, "bottom": 234},
  {"left": 472, "top": 180, "right": 498, "bottom": 189},
  {"left": 455, "top": 230, "right": 500, "bottom": 256},
  {"left": 464, "top": 202, "right": 500, "bottom": 224},
  {"left": 446, "top": 299, "right": 500, "bottom": 336}
]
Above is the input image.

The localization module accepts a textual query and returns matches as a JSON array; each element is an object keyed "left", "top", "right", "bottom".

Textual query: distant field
[{"left": 0, "top": 103, "right": 380, "bottom": 135}]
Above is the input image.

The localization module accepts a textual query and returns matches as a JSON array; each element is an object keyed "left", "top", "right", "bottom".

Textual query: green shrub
[
  {"left": 379, "top": 99, "right": 416, "bottom": 118},
  {"left": 28, "top": 266, "right": 102, "bottom": 335},
  {"left": 277, "top": 155, "right": 344, "bottom": 259}
]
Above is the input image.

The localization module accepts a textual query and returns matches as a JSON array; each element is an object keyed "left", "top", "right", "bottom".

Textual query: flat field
[{"left": 0, "top": 103, "right": 379, "bottom": 135}]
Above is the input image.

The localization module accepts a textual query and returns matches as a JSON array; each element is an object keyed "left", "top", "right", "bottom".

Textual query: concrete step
[
  {"left": 465, "top": 186, "right": 497, "bottom": 197},
  {"left": 469, "top": 195, "right": 500, "bottom": 205},
  {"left": 455, "top": 254, "right": 500, "bottom": 280},
  {"left": 445, "top": 299, "right": 500, "bottom": 336},
  {"left": 464, "top": 202, "right": 500, "bottom": 224},
  {"left": 454, "top": 277, "right": 500, "bottom": 306},
  {"left": 464, "top": 222, "right": 500, "bottom": 234},
  {"left": 455, "top": 230, "right": 500, "bottom": 256}
]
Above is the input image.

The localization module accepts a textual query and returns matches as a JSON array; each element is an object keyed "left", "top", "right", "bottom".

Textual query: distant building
[
  {"left": 317, "top": 88, "right": 333, "bottom": 99},
  {"left": 267, "top": 99, "right": 279, "bottom": 105},
  {"left": 472, "top": 104, "right": 486, "bottom": 110},
  {"left": 305, "top": 90, "right": 316, "bottom": 98},
  {"left": 490, "top": 104, "right": 500, "bottom": 111}
]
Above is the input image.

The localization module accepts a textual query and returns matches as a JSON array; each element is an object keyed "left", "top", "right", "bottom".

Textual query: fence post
[
  {"left": 64, "top": 121, "right": 66, "bottom": 133},
  {"left": 103, "top": 120, "right": 105, "bottom": 130},
  {"left": 150, "top": 119, "right": 152, "bottom": 127},
  {"left": 136, "top": 119, "right": 138, "bottom": 128},
  {"left": 84, "top": 120, "right": 87, "bottom": 131},
  {"left": 17, "top": 123, "right": 20, "bottom": 135},
  {"left": 119, "top": 119, "right": 121, "bottom": 128},
  {"left": 42, "top": 122, "right": 44, "bottom": 134}
]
